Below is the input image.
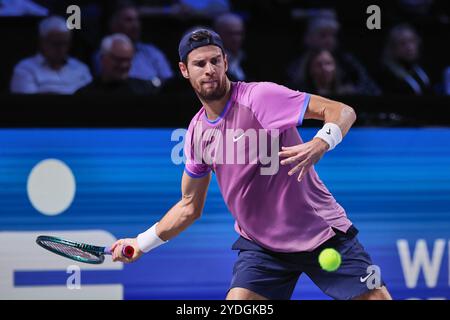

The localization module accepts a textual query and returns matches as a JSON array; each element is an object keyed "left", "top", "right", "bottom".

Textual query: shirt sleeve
[
  {"left": 184, "top": 119, "right": 211, "bottom": 179},
  {"left": 10, "top": 63, "right": 38, "bottom": 93},
  {"left": 77, "top": 63, "right": 93, "bottom": 90},
  {"left": 153, "top": 48, "right": 173, "bottom": 82},
  {"left": 249, "top": 82, "right": 311, "bottom": 131}
]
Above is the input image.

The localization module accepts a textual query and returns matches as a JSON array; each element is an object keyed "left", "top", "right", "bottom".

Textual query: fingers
[
  {"left": 112, "top": 246, "right": 120, "bottom": 262},
  {"left": 112, "top": 239, "right": 124, "bottom": 262},
  {"left": 112, "top": 239, "right": 135, "bottom": 263},
  {"left": 279, "top": 145, "right": 308, "bottom": 162},
  {"left": 278, "top": 149, "right": 298, "bottom": 158},
  {"left": 297, "top": 166, "right": 307, "bottom": 182},
  {"left": 279, "top": 147, "right": 306, "bottom": 166},
  {"left": 279, "top": 145, "right": 302, "bottom": 157},
  {"left": 280, "top": 145, "right": 309, "bottom": 178},
  {"left": 287, "top": 161, "right": 310, "bottom": 182},
  {"left": 279, "top": 142, "right": 321, "bottom": 182},
  {"left": 280, "top": 153, "right": 307, "bottom": 165},
  {"left": 110, "top": 240, "right": 121, "bottom": 252},
  {"left": 288, "top": 160, "right": 304, "bottom": 176},
  {"left": 288, "top": 158, "right": 310, "bottom": 178}
]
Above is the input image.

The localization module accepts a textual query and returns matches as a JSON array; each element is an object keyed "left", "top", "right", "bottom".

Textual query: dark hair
[
  {"left": 383, "top": 23, "right": 420, "bottom": 62},
  {"left": 290, "top": 48, "right": 341, "bottom": 92},
  {"left": 179, "top": 28, "right": 225, "bottom": 64},
  {"left": 109, "top": 0, "right": 138, "bottom": 25},
  {"left": 189, "top": 30, "right": 213, "bottom": 43}
]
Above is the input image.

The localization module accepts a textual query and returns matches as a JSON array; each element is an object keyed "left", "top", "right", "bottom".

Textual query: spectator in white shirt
[
  {"left": 0, "top": 0, "right": 48, "bottom": 16},
  {"left": 445, "top": 66, "right": 450, "bottom": 95},
  {"left": 93, "top": 2, "right": 173, "bottom": 88},
  {"left": 10, "top": 16, "right": 92, "bottom": 94}
]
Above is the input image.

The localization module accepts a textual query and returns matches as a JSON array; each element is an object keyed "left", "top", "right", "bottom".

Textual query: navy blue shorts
[{"left": 229, "top": 226, "right": 385, "bottom": 300}]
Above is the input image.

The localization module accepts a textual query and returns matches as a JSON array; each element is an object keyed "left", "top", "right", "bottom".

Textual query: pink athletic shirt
[{"left": 184, "top": 81, "right": 352, "bottom": 252}]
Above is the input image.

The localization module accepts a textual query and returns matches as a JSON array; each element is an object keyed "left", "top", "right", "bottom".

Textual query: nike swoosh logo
[
  {"left": 326, "top": 129, "right": 331, "bottom": 135},
  {"left": 233, "top": 133, "right": 245, "bottom": 142},
  {"left": 360, "top": 272, "right": 374, "bottom": 283}
]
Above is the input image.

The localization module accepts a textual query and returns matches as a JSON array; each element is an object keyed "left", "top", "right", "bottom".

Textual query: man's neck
[
  {"left": 314, "top": 79, "right": 333, "bottom": 91},
  {"left": 101, "top": 74, "right": 126, "bottom": 84},
  {"left": 201, "top": 79, "right": 232, "bottom": 121},
  {"left": 46, "top": 59, "right": 66, "bottom": 70}
]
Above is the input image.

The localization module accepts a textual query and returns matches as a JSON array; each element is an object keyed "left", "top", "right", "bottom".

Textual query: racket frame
[{"left": 36, "top": 235, "right": 132, "bottom": 264}]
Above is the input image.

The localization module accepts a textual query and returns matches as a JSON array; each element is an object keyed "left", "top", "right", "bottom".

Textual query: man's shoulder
[
  {"left": 187, "top": 107, "right": 206, "bottom": 128},
  {"left": 233, "top": 80, "right": 257, "bottom": 97},
  {"left": 127, "top": 77, "right": 158, "bottom": 95},
  {"left": 14, "top": 54, "right": 41, "bottom": 71},
  {"left": 127, "top": 77, "right": 147, "bottom": 84},
  {"left": 136, "top": 42, "right": 166, "bottom": 56},
  {"left": 74, "top": 79, "right": 98, "bottom": 94},
  {"left": 66, "top": 57, "right": 90, "bottom": 70},
  {"left": 236, "top": 80, "right": 282, "bottom": 92},
  {"left": 234, "top": 81, "right": 284, "bottom": 104}
]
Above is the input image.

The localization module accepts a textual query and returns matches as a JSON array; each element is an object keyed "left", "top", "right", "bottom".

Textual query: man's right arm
[
  {"left": 10, "top": 64, "right": 38, "bottom": 94},
  {"left": 111, "top": 171, "right": 210, "bottom": 262},
  {"left": 156, "top": 171, "right": 211, "bottom": 240}
]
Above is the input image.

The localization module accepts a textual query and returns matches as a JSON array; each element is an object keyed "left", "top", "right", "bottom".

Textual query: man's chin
[{"left": 199, "top": 91, "right": 225, "bottom": 102}]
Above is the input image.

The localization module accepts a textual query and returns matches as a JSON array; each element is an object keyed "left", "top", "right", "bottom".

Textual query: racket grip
[
  {"left": 106, "top": 245, "right": 135, "bottom": 258},
  {"left": 122, "top": 245, "right": 135, "bottom": 258}
]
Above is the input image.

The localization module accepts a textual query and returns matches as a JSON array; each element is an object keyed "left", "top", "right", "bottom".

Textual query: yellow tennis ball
[{"left": 318, "top": 248, "right": 341, "bottom": 272}]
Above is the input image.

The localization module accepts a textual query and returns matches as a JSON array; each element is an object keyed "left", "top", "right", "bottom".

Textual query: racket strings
[{"left": 40, "top": 240, "right": 100, "bottom": 261}]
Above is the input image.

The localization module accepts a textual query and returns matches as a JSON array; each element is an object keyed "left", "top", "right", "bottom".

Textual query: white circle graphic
[{"left": 27, "top": 159, "right": 76, "bottom": 216}]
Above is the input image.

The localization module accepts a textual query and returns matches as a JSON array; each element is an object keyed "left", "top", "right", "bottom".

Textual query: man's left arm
[{"left": 278, "top": 94, "right": 357, "bottom": 181}]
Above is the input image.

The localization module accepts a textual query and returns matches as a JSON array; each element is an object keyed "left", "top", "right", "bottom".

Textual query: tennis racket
[{"left": 36, "top": 235, "right": 134, "bottom": 264}]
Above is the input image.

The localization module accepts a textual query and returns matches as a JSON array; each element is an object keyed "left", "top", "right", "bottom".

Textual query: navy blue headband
[{"left": 178, "top": 28, "right": 225, "bottom": 62}]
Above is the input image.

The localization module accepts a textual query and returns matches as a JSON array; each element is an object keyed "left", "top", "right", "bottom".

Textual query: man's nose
[
  {"left": 205, "top": 62, "right": 215, "bottom": 75},
  {"left": 119, "top": 59, "right": 131, "bottom": 69}
]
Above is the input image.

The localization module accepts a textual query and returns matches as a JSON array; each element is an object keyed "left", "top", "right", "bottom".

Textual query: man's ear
[
  {"left": 178, "top": 62, "right": 189, "bottom": 79},
  {"left": 223, "top": 53, "right": 228, "bottom": 73}
]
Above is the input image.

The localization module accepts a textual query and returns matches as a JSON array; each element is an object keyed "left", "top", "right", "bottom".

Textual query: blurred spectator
[
  {"left": 214, "top": 13, "right": 248, "bottom": 81},
  {"left": 379, "top": 24, "right": 432, "bottom": 95},
  {"left": 292, "top": 48, "right": 356, "bottom": 96},
  {"left": 288, "top": 15, "right": 381, "bottom": 95},
  {"left": 10, "top": 16, "right": 92, "bottom": 94},
  {"left": 0, "top": 0, "right": 48, "bottom": 16},
  {"left": 93, "top": 1, "right": 173, "bottom": 88},
  {"left": 394, "top": 0, "right": 449, "bottom": 25},
  {"left": 445, "top": 67, "right": 450, "bottom": 95},
  {"left": 399, "top": 0, "right": 434, "bottom": 16},
  {"left": 176, "top": 0, "right": 230, "bottom": 18},
  {"left": 77, "top": 34, "right": 157, "bottom": 95},
  {"left": 138, "top": 0, "right": 230, "bottom": 19}
]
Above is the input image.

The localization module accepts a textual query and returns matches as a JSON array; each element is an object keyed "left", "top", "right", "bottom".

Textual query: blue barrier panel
[{"left": 1, "top": 128, "right": 449, "bottom": 300}]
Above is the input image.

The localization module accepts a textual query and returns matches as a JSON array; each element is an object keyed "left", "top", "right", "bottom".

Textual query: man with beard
[{"left": 111, "top": 28, "right": 392, "bottom": 300}]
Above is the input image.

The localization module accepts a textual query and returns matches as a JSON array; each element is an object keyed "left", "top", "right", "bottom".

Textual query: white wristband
[
  {"left": 136, "top": 222, "right": 167, "bottom": 253},
  {"left": 313, "top": 123, "right": 343, "bottom": 151}
]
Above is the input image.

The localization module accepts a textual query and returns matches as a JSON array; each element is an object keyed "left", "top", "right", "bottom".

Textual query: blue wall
[{"left": 1, "top": 128, "right": 449, "bottom": 300}]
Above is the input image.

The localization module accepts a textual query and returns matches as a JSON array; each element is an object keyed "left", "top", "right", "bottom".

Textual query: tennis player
[{"left": 111, "top": 29, "right": 392, "bottom": 300}]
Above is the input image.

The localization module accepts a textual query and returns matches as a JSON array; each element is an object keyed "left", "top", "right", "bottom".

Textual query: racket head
[{"left": 36, "top": 235, "right": 105, "bottom": 264}]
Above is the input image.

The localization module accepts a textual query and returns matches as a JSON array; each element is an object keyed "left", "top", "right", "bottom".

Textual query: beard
[{"left": 196, "top": 77, "right": 228, "bottom": 102}]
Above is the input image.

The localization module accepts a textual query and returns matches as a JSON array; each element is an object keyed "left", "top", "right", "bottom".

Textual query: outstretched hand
[{"left": 278, "top": 138, "right": 329, "bottom": 182}]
